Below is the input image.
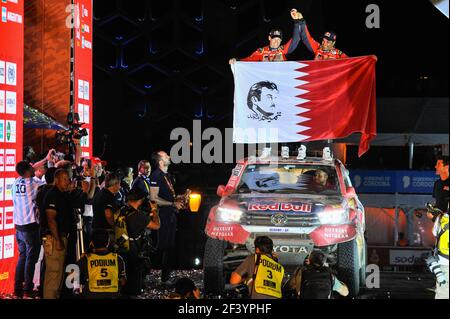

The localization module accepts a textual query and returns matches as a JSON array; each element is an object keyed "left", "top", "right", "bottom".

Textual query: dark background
[{"left": 92, "top": 0, "right": 448, "bottom": 180}]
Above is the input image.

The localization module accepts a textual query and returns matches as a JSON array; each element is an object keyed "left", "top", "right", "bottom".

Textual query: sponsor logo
[
  {"left": 83, "top": 81, "right": 90, "bottom": 100},
  {"left": 82, "top": 23, "right": 90, "bottom": 33},
  {"left": 0, "top": 90, "right": 5, "bottom": 112},
  {"left": 270, "top": 213, "right": 287, "bottom": 226},
  {"left": 4, "top": 207, "right": 13, "bottom": 230},
  {"left": 5, "top": 149, "right": 15, "bottom": 171},
  {"left": 3, "top": 235, "right": 14, "bottom": 259},
  {"left": 83, "top": 104, "right": 89, "bottom": 124},
  {"left": 0, "top": 120, "right": 4, "bottom": 142},
  {"left": 210, "top": 226, "right": 234, "bottom": 237},
  {"left": 322, "top": 226, "right": 350, "bottom": 239},
  {"left": 0, "top": 60, "right": 5, "bottom": 83},
  {"left": 78, "top": 79, "right": 84, "bottom": 99},
  {"left": 7, "top": 11, "right": 22, "bottom": 23},
  {"left": 5, "top": 178, "right": 14, "bottom": 200},
  {"left": 0, "top": 207, "right": 3, "bottom": 230},
  {"left": 6, "top": 120, "right": 16, "bottom": 143},
  {"left": 0, "top": 178, "right": 4, "bottom": 200},
  {"left": 273, "top": 245, "right": 310, "bottom": 254},
  {"left": 1, "top": 7, "right": 6, "bottom": 23},
  {"left": 5, "top": 91, "right": 16, "bottom": 114},
  {"left": 389, "top": 250, "right": 431, "bottom": 266},
  {"left": 248, "top": 202, "right": 312, "bottom": 213},
  {"left": 6, "top": 62, "right": 16, "bottom": 86}
]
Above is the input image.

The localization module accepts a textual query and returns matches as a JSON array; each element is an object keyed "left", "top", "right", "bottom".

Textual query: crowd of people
[{"left": 13, "top": 141, "right": 192, "bottom": 299}]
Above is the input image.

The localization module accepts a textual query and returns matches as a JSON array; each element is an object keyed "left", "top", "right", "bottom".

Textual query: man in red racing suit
[
  {"left": 291, "top": 9, "right": 348, "bottom": 60},
  {"left": 229, "top": 14, "right": 301, "bottom": 64}
]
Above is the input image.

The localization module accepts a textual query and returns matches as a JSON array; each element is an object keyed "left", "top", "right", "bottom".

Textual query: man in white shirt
[{"left": 12, "top": 161, "right": 45, "bottom": 298}]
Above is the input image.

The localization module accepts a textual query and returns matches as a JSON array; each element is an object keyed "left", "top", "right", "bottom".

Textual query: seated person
[
  {"left": 310, "top": 169, "right": 334, "bottom": 192},
  {"left": 166, "top": 278, "right": 201, "bottom": 299}
]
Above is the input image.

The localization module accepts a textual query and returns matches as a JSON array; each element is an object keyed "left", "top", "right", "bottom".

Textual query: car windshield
[{"left": 236, "top": 164, "right": 340, "bottom": 195}]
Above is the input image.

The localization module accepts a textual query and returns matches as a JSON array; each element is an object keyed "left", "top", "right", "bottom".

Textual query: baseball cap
[
  {"left": 269, "top": 29, "right": 283, "bottom": 39},
  {"left": 322, "top": 31, "right": 337, "bottom": 42},
  {"left": 91, "top": 157, "right": 107, "bottom": 167}
]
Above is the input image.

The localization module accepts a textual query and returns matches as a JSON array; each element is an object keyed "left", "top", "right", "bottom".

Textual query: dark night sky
[{"left": 92, "top": 0, "right": 448, "bottom": 184}]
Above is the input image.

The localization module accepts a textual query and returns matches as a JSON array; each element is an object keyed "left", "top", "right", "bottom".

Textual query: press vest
[
  {"left": 253, "top": 254, "right": 284, "bottom": 298},
  {"left": 87, "top": 253, "right": 119, "bottom": 293},
  {"left": 437, "top": 215, "right": 449, "bottom": 260}
]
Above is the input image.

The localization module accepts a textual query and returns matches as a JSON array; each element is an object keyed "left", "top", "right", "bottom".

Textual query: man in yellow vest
[
  {"left": 77, "top": 229, "right": 127, "bottom": 299},
  {"left": 230, "top": 236, "right": 284, "bottom": 299},
  {"left": 427, "top": 156, "right": 449, "bottom": 299}
]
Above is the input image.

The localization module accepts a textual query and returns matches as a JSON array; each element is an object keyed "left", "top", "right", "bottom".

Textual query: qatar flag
[{"left": 232, "top": 55, "right": 377, "bottom": 157}]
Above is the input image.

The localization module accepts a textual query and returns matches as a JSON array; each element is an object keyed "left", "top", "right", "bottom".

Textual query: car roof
[{"left": 237, "top": 156, "right": 342, "bottom": 167}]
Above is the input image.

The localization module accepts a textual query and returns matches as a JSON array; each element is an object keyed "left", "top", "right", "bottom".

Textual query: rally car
[{"left": 203, "top": 155, "right": 366, "bottom": 297}]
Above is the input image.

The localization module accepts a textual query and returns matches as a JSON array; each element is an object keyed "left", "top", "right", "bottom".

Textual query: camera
[
  {"left": 426, "top": 203, "right": 444, "bottom": 222},
  {"left": 55, "top": 112, "right": 89, "bottom": 160},
  {"left": 425, "top": 255, "right": 447, "bottom": 286}
]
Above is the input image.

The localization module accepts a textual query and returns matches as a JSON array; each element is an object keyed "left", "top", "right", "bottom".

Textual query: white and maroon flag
[{"left": 232, "top": 55, "right": 377, "bottom": 157}]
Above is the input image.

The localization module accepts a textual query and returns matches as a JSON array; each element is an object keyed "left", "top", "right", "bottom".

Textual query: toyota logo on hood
[{"left": 271, "top": 213, "right": 287, "bottom": 226}]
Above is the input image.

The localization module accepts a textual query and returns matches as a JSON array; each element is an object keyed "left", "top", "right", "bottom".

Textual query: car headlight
[
  {"left": 317, "top": 209, "right": 349, "bottom": 225},
  {"left": 216, "top": 207, "right": 243, "bottom": 223}
]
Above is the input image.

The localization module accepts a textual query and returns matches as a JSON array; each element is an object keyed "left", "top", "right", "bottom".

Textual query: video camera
[
  {"left": 55, "top": 112, "right": 89, "bottom": 160},
  {"left": 426, "top": 203, "right": 445, "bottom": 222}
]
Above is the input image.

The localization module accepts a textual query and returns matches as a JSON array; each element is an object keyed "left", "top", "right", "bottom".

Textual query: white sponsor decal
[
  {"left": 7, "top": 11, "right": 22, "bottom": 24},
  {"left": 5, "top": 178, "right": 14, "bottom": 200},
  {"left": 83, "top": 81, "right": 89, "bottom": 101},
  {"left": 0, "top": 90, "right": 5, "bottom": 112},
  {"left": 0, "top": 150, "right": 4, "bottom": 171},
  {"left": 6, "top": 62, "right": 16, "bottom": 86},
  {"left": 78, "top": 79, "right": 84, "bottom": 99},
  {"left": 0, "top": 177, "right": 4, "bottom": 200},
  {"left": 78, "top": 103, "right": 84, "bottom": 122},
  {"left": 0, "top": 60, "right": 5, "bottom": 83},
  {"left": 5, "top": 120, "right": 16, "bottom": 143},
  {"left": 242, "top": 225, "right": 317, "bottom": 234},
  {"left": 0, "top": 207, "right": 3, "bottom": 231},
  {"left": 83, "top": 104, "right": 89, "bottom": 124},
  {"left": 5, "top": 149, "right": 15, "bottom": 172},
  {"left": 0, "top": 120, "right": 5, "bottom": 142},
  {"left": 0, "top": 236, "right": 3, "bottom": 260},
  {"left": 3, "top": 235, "right": 14, "bottom": 259},
  {"left": 1, "top": 7, "right": 7, "bottom": 23},
  {"left": 3, "top": 207, "right": 14, "bottom": 230},
  {"left": 5, "top": 91, "right": 16, "bottom": 114}
]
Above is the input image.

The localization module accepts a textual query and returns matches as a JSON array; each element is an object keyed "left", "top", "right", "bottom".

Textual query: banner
[
  {"left": 74, "top": 0, "right": 93, "bottom": 158},
  {"left": 232, "top": 56, "right": 377, "bottom": 156},
  {"left": 350, "top": 170, "right": 436, "bottom": 194},
  {"left": 0, "top": 0, "right": 23, "bottom": 294}
]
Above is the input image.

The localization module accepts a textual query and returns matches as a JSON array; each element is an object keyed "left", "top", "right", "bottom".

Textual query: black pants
[{"left": 123, "top": 248, "right": 144, "bottom": 296}]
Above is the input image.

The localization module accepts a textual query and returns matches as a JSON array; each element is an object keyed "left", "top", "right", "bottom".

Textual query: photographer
[
  {"left": 77, "top": 229, "right": 127, "bottom": 299},
  {"left": 427, "top": 156, "right": 449, "bottom": 299},
  {"left": 117, "top": 187, "right": 160, "bottom": 296},
  {"left": 92, "top": 173, "right": 121, "bottom": 236}
]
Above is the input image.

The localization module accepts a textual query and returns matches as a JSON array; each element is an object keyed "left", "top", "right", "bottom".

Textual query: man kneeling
[
  {"left": 230, "top": 236, "right": 284, "bottom": 299},
  {"left": 77, "top": 229, "right": 127, "bottom": 299},
  {"left": 287, "top": 250, "right": 349, "bottom": 299}
]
